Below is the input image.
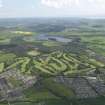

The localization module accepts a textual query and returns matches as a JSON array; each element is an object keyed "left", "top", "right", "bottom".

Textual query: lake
[{"left": 36, "top": 34, "right": 73, "bottom": 43}]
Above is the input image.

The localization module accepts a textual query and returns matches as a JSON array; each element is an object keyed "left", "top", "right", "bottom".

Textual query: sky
[{"left": 0, "top": 0, "right": 105, "bottom": 18}]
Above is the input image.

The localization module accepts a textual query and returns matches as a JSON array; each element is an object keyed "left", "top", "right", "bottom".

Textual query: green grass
[
  {"left": 0, "top": 63, "right": 4, "bottom": 73},
  {"left": 7, "top": 76, "right": 23, "bottom": 87},
  {"left": 43, "top": 41, "right": 62, "bottom": 47},
  {"left": 73, "top": 97, "right": 105, "bottom": 105},
  {"left": 27, "top": 50, "right": 40, "bottom": 56},
  {"left": 81, "top": 36, "right": 105, "bottom": 56},
  {"left": 42, "top": 78, "right": 75, "bottom": 100},
  {"left": 0, "top": 97, "right": 105, "bottom": 105},
  {"left": 2, "top": 51, "right": 103, "bottom": 76},
  {"left": 23, "top": 87, "right": 58, "bottom": 101}
]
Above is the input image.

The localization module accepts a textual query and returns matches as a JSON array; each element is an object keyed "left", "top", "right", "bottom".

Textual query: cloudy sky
[{"left": 0, "top": 0, "right": 105, "bottom": 18}]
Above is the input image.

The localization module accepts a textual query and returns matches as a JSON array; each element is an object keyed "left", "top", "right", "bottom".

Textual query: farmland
[{"left": 0, "top": 18, "right": 105, "bottom": 105}]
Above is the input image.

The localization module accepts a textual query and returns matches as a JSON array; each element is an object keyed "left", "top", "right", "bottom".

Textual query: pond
[{"left": 36, "top": 34, "right": 73, "bottom": 43}]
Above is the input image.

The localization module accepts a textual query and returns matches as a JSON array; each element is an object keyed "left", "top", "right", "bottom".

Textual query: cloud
[
  {"left": 41, "top": 0, "right": 105, "bottom": 8},
  {"left": 0, "top": 0, "right": 3, "bottom": 8},
  {"left": 41, "top": 0, "right": 78, "bottom": 8}
]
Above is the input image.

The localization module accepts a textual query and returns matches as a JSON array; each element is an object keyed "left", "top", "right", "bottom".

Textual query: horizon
[{"left": 1, "top": 16, "right": 105, "bottom": 19}]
